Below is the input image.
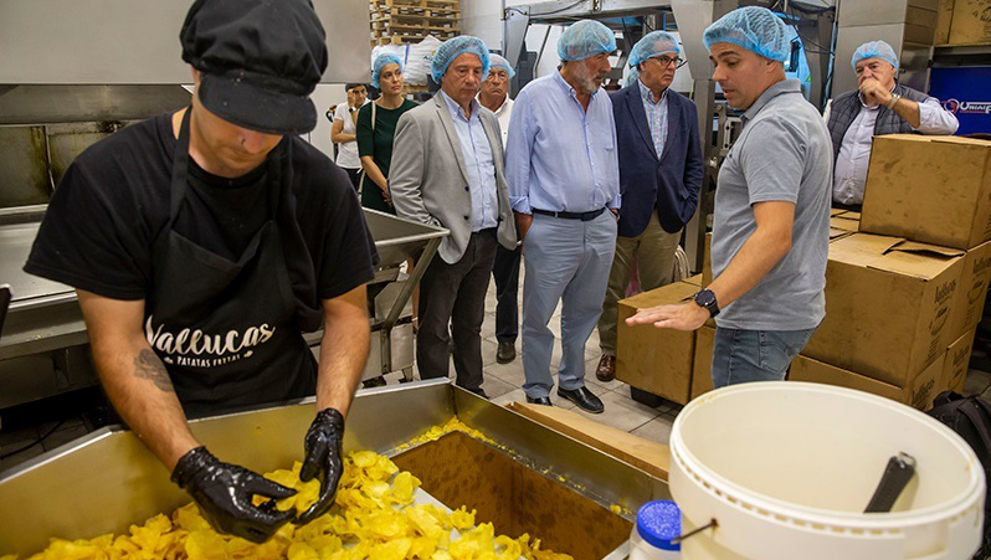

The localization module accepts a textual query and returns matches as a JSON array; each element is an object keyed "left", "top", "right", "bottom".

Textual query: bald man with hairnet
[{"left": 825, "top": 40, "right": 958, "bottom": 209}]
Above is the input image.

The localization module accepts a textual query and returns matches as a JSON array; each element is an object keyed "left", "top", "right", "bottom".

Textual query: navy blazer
[{"left": 610, "top": 83, "right": 703, "bottom": 237}]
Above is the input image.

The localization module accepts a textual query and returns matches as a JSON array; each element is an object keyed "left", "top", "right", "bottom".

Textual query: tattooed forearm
[{"left": 134, "top": 349, "right": 175, "bottom": 392}]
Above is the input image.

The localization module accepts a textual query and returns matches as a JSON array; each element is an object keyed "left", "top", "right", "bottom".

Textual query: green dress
[{"left": 356, "top": 99, "right": 418, "bottom": 213}]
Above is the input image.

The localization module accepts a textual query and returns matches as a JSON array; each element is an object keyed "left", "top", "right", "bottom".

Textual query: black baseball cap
[{"left": 180, "top": 0, "right": 328, "bottom": 135}]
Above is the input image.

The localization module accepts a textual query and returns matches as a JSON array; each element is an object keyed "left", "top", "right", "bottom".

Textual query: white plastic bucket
[{"left": 669, "top": 382, "right": 985, "bottom": 560}]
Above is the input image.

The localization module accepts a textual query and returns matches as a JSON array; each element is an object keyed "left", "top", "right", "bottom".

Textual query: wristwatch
[
  {"left": 693, "top": 289, "right": 720, "bottom": 318},
  {"left": 348, "top": 107, "right": 356, "bottom": 113},
  {"left": 886, "top": 93, "right": 902, "bottom": 110}
]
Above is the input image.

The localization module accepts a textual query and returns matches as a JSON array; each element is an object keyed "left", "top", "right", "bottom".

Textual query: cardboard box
[
  {"left": 949, "top": 240, "right": 991, "bottom": 340},
  {"left": 683, "top": 274, "right": 703, "bottom": 287},
  {"left": 702, "top": 232, "right": 712, "bottom": 287},
  {"left": 830, "top": 207, "right": 847, "bottom": 217},
  {"left": 790, "top": 354, "right": 945, "bottom": 410},
  {"left": 691, "top": 326, "right": 715, "bottom": 400},
  {"left": 861, "top": 135, "right": 991, "bottom": 250},
  {"left": 943, "top": 329, "right": 977, "bottom": 393},
  {"left": 936, "top": 0, "right": 955, "bottom": 43},
  {"left": 616, "top": 281, "right": 698, "bottom": 404},
  {"left": 830, "top": 214, "right": 860, "bottom": 233},
  {"left": 803, "top": 233, "right": 965, "bottom": 387},
  {"left": 949, "top": 0, "right": 991, "bottom": 45}
]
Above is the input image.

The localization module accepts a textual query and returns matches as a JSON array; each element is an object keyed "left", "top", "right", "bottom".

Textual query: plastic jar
[{"left": 629, "top": 500, "right": 681, "bottom": 560}]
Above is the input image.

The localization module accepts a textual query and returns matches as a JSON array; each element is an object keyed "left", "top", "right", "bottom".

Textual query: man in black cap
[{"left": 24, "top": 0, "right": 377, "bottom": 542}]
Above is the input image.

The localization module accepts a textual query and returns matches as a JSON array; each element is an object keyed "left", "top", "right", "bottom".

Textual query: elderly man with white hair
[
  {"left": 826, "top": 40, "right": 958, "bottom": 209},
  {"left": 506, "top": 19, "right": 620, "bottom": 412},
  {"left": 477, "top": 53, "right": 523, "bottom": 365}
]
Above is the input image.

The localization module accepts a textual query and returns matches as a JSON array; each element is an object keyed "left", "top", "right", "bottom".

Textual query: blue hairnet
[
  {"left": 430, "top": 35, "right": 490, "bottom": 83},
  {"left": 557, "top": 19, "right": 617, "bottom": 62},
  {"left": 371, "top": 54, "right": 403, "bottom": 90},
  {"left": 624, "top": 64, "right": 640, "bottom": 86},
  {"left": 851, "top": 40, "right": 899, "bottom": 72},
  {"left": 488, "top": 53, "right": 517, "bottom": 79},
  {"left": 628, "top": 31, "right": 681, "bottom": 68},
  {"left": 703, "top": 6, "right": 791, "bottom": 62}
]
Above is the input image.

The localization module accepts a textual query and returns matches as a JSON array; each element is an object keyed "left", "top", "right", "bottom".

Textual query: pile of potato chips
[{"left": 4, "top": 449, "right": 573, "bottom": 560}]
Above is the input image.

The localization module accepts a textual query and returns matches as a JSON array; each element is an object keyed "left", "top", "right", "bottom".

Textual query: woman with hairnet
[
  {"left": 356, "top": 53, "right": 418, "bottom": 213},
  {"left": 826, "top": 40, "right": 958, "bottom": 209},
  {"left": 505, "top": 19, "right": 620, "bottom": 413},
  {"left": 594, "top": 30, "right": 703, "bottom": 384},
  {"left": 627, "top": 6, "right": 832, "bottom": 391},
  {"left": 389, "top": 36, "right": 517, "bottom": 397}
]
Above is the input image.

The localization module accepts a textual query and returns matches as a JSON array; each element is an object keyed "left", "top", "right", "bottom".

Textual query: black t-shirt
[{"left": 25, "top": 112, "right": 378, "bottom": 304}]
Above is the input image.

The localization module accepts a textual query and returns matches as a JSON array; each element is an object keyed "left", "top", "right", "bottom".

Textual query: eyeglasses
[{"left": 651, "top": 55, "right": 686, "bottom": 68}]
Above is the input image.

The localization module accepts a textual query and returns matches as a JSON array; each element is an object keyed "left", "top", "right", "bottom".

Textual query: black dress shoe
[
  {"left": 496, "top": 342, "right": 516, "bottom": 364},
  {"left": 526, "top": 395, "right": 552, "bottom": 406},
  {"left": 464, "top": 387, "right": 488, "bottom": 399},
  {"left": 557, "top": 386, "right": 604, "bottom": 414}
]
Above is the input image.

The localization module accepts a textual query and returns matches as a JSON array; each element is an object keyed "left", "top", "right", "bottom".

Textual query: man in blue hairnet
[
  {"left": 506, "top": 19, "right": 620, "bottom": 413},
  {"left": 826, "top": 40, "right": 958, "bottom": 209},
  {"left": 594, "top": 31, "right": 703, "bottom": 383},
  {"left": 390, "top": 36, "right": 517, "bottom": 397},
  {"left": 627, "top": 7, "right": 831, "bottom": 389},
  {"left": 478, "top": 53, "right": 522, "bottom": 365}
]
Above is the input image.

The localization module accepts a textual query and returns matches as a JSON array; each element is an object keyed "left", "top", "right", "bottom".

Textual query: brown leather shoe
[{"left": 595, "top": 355, "right": 616, "bottom": 382}]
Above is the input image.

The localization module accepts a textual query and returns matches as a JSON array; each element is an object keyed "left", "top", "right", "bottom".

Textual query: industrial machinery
[{"left": 0, "top": 380, "right": 670, "bottom": 558}]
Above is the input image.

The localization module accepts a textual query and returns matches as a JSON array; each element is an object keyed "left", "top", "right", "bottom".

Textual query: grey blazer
[{"left": 390, "top": 93, "right": 517, "bottom": 264}]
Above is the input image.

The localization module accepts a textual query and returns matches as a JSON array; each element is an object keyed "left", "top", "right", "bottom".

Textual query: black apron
[{"left": 146, "top": 109, "right": 319, "bottom": 417}]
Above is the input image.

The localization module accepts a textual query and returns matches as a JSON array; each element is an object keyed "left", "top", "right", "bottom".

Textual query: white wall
[{"left": 302, "top": 83, "right": 347, "bottom": 161}]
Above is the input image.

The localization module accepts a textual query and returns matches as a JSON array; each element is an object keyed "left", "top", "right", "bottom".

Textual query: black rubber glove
[
  {"left": 297, "top": 407, "right": 345, "bottom": 524},
  {"left": 171, "top": 446, "right": 297, "bottom": 543}
]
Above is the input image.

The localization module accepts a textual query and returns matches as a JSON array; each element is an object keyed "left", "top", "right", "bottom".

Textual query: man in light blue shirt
[
  {"left": 391, "top": 37, "right": 517, "bottom": 396},
  {"left": 506, "top": 19, "right": 620, "bottom": 412}
]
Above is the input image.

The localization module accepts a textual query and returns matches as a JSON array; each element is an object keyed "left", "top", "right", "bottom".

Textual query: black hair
[{"left": 345, "top": 83, "right": 367, "bottom": 91}]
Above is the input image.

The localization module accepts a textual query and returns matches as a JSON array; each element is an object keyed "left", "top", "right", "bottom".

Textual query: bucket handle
[{"left": 671, "top": 518, "right": 718, "bottom": 545}]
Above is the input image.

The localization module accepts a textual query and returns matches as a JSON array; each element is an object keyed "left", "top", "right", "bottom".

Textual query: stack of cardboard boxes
[
  {"left": 936, "top": 0, "right": 991, "bottom": 45},
  {"left": 616, "top": 134, "right": 991, "bottom": 410}
]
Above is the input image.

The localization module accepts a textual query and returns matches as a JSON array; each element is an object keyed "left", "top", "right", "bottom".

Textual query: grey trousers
[
  {"left": 417, "top": 230, "right": 498, "bottom": 391},
  {"left": 521, "top": 211, "right": 617, "bottom": 399}
]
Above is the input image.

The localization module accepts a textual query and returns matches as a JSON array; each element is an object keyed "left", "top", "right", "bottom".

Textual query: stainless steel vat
[{"left": 0, "top": 380, "right": 670, "bottom": 556}]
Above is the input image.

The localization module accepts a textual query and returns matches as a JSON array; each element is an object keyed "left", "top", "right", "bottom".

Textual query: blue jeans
[{"left": 711, "top": 326, "right": 818, "bottom": 388}]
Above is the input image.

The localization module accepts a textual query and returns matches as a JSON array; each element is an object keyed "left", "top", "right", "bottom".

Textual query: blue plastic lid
[{"left": 636, "top": 500, "right": 681, "bottom": 551}]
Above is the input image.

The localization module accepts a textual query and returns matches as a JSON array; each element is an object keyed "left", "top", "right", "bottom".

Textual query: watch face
[{"left": 696, "top": 290, "right": 716, "bottom": 307}]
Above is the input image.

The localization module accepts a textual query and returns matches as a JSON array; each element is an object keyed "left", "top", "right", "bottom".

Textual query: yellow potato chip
[{"left": 17, "top": 444, "right": 574, "bottom": 560}]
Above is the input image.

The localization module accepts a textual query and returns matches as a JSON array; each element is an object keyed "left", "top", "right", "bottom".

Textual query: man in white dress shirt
[{"left": 478, "top": 53, "right": 521, "bottom": 364}]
